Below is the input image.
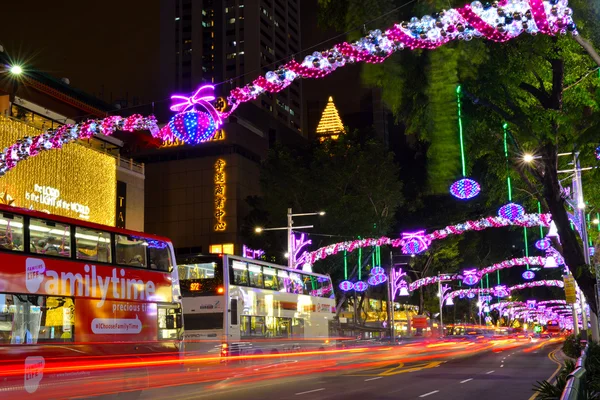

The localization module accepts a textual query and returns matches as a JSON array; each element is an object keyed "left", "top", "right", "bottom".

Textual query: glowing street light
[
  {"left": 9, "top": 65, "right": 23, "bottom": 75},
  {"left": 593, "top": 219, "right": 599, "bottom": 225},
  {"left": 523, "top": 153, "right": 534, "bottom": 163}
]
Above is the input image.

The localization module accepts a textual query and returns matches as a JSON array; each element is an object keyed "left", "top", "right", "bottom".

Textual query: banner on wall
[{"left": 116, "top": 181, "right": 127, "bottom": 228}]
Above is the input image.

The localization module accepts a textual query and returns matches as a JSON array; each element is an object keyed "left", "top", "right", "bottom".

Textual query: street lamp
[
  {"left": 9, "top": 65, "right": 23, "bottom": 75},
  {"left": 254, "top": 207, "right": 325, "bottom": 268},
  {"left": 523, "top": 153, "right": 535, "bottom": 163}
]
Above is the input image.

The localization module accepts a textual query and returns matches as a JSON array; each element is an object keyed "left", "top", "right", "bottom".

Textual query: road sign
[
  {"left": 563, "top": 275, "right": 577, "bottom": 304},
  {"left": 412, "top": 315, "right": 428, "bottom": 329}
]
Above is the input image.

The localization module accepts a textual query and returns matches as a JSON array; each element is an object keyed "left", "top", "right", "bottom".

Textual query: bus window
[
  {"left": 277, "top": 270, "right": 291, "bottom": 293},
  {"left": 263, "top": 267, "right": 279, "bottom": 290},
  {"left": 292, "top": 318, "right": 305, "bottom": 337},
  {"left": 289, "top": 273, "right": 306, "bottom": 294},
  {"left": 75, "top": 227, "right": 111, "bottom": 263},
  {"left": 116, "top": 235, "right": 147, "bottom": 268},
  {"left": 29, "top": 218, "right": 71, "bottom": 258},
  {"left": 179, "top": 263, "right": 216, "bottom": 280},
  {"left": 0, "top": 294, "right": 74, "bottom": 344},
  {"left": 0, "top": 213, "right": 24, "bottom": 251},
  {"left": 241, "top": 316, "right": 265, "bottom": 337},
  {"left": 147, "top": 240, "right": 172, "bottom": 271},
  {"left": 232, "top": 261, "right": 248, "bottom": 285},
  {"left": 248, "top": 264, "right": 264, "bottom": 288}
]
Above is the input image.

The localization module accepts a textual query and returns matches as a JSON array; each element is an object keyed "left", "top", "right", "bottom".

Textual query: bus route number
[{"left": 190, "top": 282, "right": 201, "bottom": 291}]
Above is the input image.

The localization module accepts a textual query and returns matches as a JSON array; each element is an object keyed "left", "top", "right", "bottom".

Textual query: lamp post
[
  {"left": 438, "top": 275, "right": 452, "bottom": 337},
  {"left": 255, "top": 208, "right": 325, "bottom": 268}
]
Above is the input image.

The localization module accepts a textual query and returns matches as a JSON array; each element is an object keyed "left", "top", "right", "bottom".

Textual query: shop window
[
  {"left": 0, "top": 212, "right": 24, "bottom": 251},
  {"left": 248, "top": 264, "right": 263, "bottom": 288},
  {"left": 0, "top": 294, "right": 74, "bottom": 344},
  {"left": 75, "top": 227, "right": 111, "bottom": 263},
  {"left": 29, "top": 218, "right": 71, "bottom": 258},
  {"left": 116, "top": 235, "right": 147, "bottom": 267}
]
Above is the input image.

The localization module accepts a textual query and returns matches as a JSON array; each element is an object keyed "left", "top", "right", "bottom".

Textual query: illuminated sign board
[
  {"left": 209, "top": 243, "right": 234, "bottom": 255},
  {"left": 160, "top": 129, "right": 225, "bottom": 148},
  {"left": 0, "top": 116, "right": 116, "bottom": 226},
  {"left": 214, "top": 159, "right": 227, "bottom": 231}
]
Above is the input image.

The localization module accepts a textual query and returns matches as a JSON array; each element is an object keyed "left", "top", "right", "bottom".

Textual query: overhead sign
[{"left": 563, "top": 275, "right": 577, "bottom": 304}]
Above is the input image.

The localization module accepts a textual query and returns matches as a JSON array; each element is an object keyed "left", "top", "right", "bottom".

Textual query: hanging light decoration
[
  {"left": 370, "top": 267, "right": 384, "bottom": 275},
  {"left": 522, "top": 270, "right": 535, "bottom": 280},
  {"left": 339, "top": 281, "right": 354, "bottom": 292},
  {"left": 353, "top": 281, "right": 369, "bottom": 292},
  {"left": 498, "top": 203, "right": 526, "bottom": 220},
  {"left": 450, "top": 178, "right": 481, "bottom": 200},
  {"left": 398, "top": 281, "right": 410, "bottom": 296},
  {"left": 544, "top": 257, "right": 559, "bottom": 268},
  {"left": 462, "top": 269, "right": 479, "bottom": 286},
  {"left": 467, "top": 292, "right": 476, "bottom": 299},
  {"left": 535, "top": 238, "right": 551, "bottom": 251},
  {"left": 368, "top": 274, "right": 388, "bottom": 286},
  {"left": 547, "top": 221, "right": 559, "bottom": 238},
  {"left": 595, "top": 145, "right": 600, "bottom": 160},
  {"left": 446, "top": 297, "right": 454, "bottom": 306}
]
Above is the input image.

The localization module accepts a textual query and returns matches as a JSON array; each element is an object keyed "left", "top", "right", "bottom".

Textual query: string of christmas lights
[
  {"left": 408, "top": 256, "right": 545, "bottom": 291},
  {"left": 297, "top": 213, "right": 552, "bottom": 266},
  {"left": 0, "top": 115, "right": 162, "bottom": 177},
  {"left": 217, "top": 0, "right": 577, "bottom": 120},
  {"left": 443, "top": 279, "right": 564, "bottom": 301}
]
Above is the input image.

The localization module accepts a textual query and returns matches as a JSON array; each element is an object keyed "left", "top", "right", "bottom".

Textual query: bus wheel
[
  {"left": 254, "top": 350, "right": 263, "bottom": 355},
  {"left": 270, "top": 349, "right": 279, "bottom": 355}
]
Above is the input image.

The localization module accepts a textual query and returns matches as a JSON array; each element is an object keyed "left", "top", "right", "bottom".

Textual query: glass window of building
[
  {"left": 75, "top": 227, "right": 111, "bottom": 263},
  {"left": 29, "top": 218, "right": 71, "bottom": 257},
  {"left": 116, "top": 235, "right": 147, "bottom": 267},
  {"left": 0, "top": 212, "right": 24, "bottom": 251}
]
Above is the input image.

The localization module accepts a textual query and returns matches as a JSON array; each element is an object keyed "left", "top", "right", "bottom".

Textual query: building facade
[
  {"left": 159, "top": 0, "right": 304, "bottom": 135},
  {"left": 0, "top": 51, "right": 145, "bottom": 230}
]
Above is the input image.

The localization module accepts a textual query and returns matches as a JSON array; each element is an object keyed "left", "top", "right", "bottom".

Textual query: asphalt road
[{"left": 134, "top": 339, "right": 563, "bottom": 400}]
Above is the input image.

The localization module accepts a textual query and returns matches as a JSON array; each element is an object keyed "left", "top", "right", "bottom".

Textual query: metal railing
[{"left": 560, "top": 344, "right": 589, "bottom": 400}]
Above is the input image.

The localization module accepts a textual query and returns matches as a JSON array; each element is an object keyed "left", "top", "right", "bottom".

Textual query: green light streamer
[
  {"left": 457, "top": 85, "right": 466, "bottom": 177},
  {"left": 524, "top": 227, "right": 530, "bottom": 270},
  {"left": 503, "top": 123, "right": 512, "bottom": 201},
  {"left": 358, "top": 246, "right": 362, "bottom": 281},
  {"left": 344, "top": 250, "right": 348, "bottom": 280},
  {"left": 538, "top": 202, "right": 544, "bottom": 238}
]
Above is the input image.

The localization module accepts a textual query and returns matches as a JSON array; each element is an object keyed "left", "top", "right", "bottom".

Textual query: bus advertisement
[
  {"left": 0, "top": 205, "right": 183, "bottom": 398},
  {"left": 178, "top": 254, "right": 335, "bottom": 356}
]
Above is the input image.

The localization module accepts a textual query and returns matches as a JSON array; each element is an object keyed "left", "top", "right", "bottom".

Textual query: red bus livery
[{"left": 0, "top": 204, "right": 183, "bottom": 398}]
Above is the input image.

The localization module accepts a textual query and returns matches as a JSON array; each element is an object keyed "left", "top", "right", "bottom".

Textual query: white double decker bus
[{"left": 177, "top": 254, "right": 335, "bottom": 356}]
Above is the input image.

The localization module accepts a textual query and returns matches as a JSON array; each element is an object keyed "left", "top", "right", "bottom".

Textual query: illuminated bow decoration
[
  {"left": 400, "top": 230, "right": 431, "bottom": 254},
  {"left": 170, "top": 85, "right": 223, "bottom": 127}
]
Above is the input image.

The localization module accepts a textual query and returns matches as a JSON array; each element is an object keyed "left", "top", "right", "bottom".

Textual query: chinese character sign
[{"left": 214, "top": 159, "right": 227, "bottom": 231}]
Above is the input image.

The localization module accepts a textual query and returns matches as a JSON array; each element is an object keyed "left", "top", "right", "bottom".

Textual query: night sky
[{"left": 0, "top": 0, "right": 366, "bottom": 125}]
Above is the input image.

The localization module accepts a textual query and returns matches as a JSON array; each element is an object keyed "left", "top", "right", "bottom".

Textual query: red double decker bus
[{"left": 0, "top": 204, "right": 183, "bottom": 398}]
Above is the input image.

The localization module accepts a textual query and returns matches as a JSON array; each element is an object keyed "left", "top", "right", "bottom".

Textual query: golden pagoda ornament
[{"left": 0, "top": 191, "right": 15, "bottom": 206}]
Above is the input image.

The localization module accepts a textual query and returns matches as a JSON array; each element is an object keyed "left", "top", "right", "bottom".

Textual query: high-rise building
[{"left": 160, "top": 0, "right": 304, "bottom": 135}]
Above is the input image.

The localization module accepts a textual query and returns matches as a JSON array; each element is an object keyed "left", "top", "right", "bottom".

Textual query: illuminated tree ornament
[
  {"left": 462, "top": 269, "right": 479, "bottom": 286},
  {"left": 544, "top": 256, "right": 559, "bottom": 268},
  {"left": 445, "top": 297, "right": 454, "bottom": 306},
  {"left": 166, "top": 85, "right": 222, "bottom": 144},
  {"left": 498, "top": 203, "right": 526, "bottom": 220},
  {"left": 535, "top": 238, "right": 551, "bottom": 250},
  {"left": 450, "top": 178, "right": 481, "bottom": 200},
  {"left": 353, "top": 281, "right": 368, "bottom": 292},
  {"left": 315, "top": 96, "right": 345, "bottom": 142},
  {"left": 339, "top": 280, "right": 354, "bottom": 292},
  {"left": 467, "top": 292, "right": 476, "bottom": 299},
  {"left": 370, "top": 267, "right": 384, "bottom": 275},
  {"left": 596, "top": 145, "right": 600, "bottom": 160},
  {"left": 397, "top": 280, "right": 410, "bottom": 296},
  {"left": 522, "top": 270, "right": 535, "bottom": 280},
  {"left": 368, "top": 274, "right": 388, "bottom": 286},
  {"left": 400, "top": 230, "right": 431, "bottom": 254}
]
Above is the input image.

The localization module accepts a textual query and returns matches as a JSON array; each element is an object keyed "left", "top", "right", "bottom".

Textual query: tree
[
  {"left": 242, "top": 129, "right": 403, "bottom": 273},
  {"left": 318, "top": 0, "right": 600, "bottom": 339}
]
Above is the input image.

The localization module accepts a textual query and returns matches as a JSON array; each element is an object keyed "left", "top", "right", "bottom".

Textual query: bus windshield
[{"left": 178, "top": 256, "right": 224, "bottom": 296}]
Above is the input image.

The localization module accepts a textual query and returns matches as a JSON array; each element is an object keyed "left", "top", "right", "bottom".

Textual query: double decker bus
[
  {"left": 177, "top": 254, "right": 335, "bottom": 356},
  {"left": 0, "top": 204, "right": 183, "bottom": 398}
]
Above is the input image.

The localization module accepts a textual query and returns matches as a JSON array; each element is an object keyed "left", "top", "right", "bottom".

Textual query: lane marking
[
  {"left": 460, "top": 378, "right": 473, "bottom": 383},
  {"left": 419, "top": 390, "right": 440, "bottom": 398},
  {"left": 486, "top": 370, "right": 495, "bottom": 374},
  {"left": 527, "top": 348, "right": 564, "bottom": 400},
  {"left": 295, "top": 388, "right": 326, "bottom": 396},
  {"left": 365, "top": 377, "right": 383, "bottom": 382}
]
